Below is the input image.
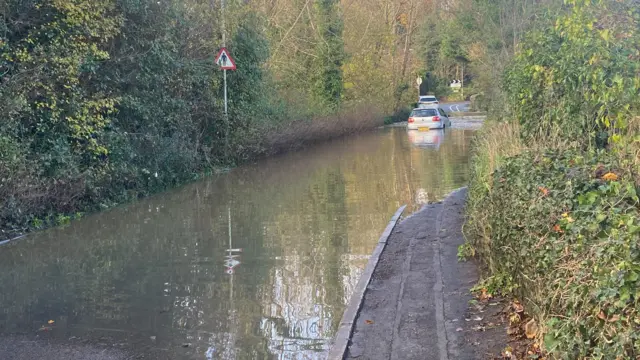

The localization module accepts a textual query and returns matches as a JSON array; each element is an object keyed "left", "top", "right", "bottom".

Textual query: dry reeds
[
  {"left": 261, "top": 106, "right": 384, "bottom": 155},
  {"left": 469, "top": 121, "right": 525, "bottom": 192},
  {"left": 627, "top": 116, "right": 640, "bottom": 167}
]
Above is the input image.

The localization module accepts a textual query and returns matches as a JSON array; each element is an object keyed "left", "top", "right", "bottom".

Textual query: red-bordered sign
[{"left": 215, "top": 47, "right": 236, "bottom": 70}]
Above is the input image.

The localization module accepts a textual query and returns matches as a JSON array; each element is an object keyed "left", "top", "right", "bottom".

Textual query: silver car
[{"left": 407, "top": 107, "right": 451, "bottom": 130}]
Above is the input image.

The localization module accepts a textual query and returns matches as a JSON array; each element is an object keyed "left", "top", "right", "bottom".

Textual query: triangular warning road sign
[{"left": 215, "top": 47, "right": 236, "bottom": 70}]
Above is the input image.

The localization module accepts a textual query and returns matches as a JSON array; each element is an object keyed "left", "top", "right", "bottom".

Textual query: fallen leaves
[
  {"left": 597, "top": 310, "right": 620, "bottom": 323},
  {"left": 509, "top": 313, "right": 521, "bottom": 325},
  {"left": 502, "top": 300, "right": 548, "bottom": 359},
  {"left": 479, "top": 288, "right": 493, "bottom": 301},
  {"left": 502, "top": 346, "right": 516, "bottom": 359},
  {"left": 538, "top": 186, "right": 550, "bottom": 196},
  {"left": 552, "top": 224, "right": 564, "bottom": 233},
  {"left": 364, "top": 319, "right": 374, "bottom": 325},
  {"left": 513, "top": 302, "right": 524, "bottom": 314},
  {"left": 602, "top": 172, "right": 618, "bottom": 181},
  {"left": 524, "top": 319, "right": 538, "bottom": 339}
]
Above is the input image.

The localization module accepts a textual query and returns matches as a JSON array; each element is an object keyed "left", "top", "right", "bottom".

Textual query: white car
[
  {"left": 407, "top": 107, "right": 451, "bottom": 130},
  {"left": 418, "top": 95, "right": 438, "bottom": 105}
]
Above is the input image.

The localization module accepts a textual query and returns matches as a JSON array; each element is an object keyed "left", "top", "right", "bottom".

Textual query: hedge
[{"left": 466, "top": 149, "right": 640, "bottom": 359}]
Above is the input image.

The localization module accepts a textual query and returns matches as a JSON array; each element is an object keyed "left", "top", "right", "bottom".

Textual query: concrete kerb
[
  {"left": 0, "top": 234, "right": 25, "bottom": 247},
  {"left": 327, "top": 205, "right": 407, "bottom": 360}
]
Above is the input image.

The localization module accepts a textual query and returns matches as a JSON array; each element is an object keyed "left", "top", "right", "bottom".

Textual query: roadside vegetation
[
  {"left": 0, "top": 0, "right": 466, "bottom": 238},
  {"left": 1, "top": 0, "right": 549, "bottom": 237},
  {"left": 464, "top": 0, "right": 640, "bottom": 358}
]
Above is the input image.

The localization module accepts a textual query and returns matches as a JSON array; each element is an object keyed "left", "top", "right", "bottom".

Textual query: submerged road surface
[{"left": 0, "top": 126, "right": 476, "bottom": 359}]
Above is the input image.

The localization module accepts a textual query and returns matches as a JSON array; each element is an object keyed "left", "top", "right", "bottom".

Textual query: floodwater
[{"left": 0, "top": 126, "right": 475, "bottom": 359}]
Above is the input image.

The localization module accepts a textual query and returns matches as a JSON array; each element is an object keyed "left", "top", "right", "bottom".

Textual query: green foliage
[
  {"left": 417, "top": 19, "right": 467, "bottom": 96},
  {"left": 470, "top": 272, "right": 518, "bottom": 297},
  {"left": 311, "top": 0, "right": 344, "bottom": 109},
  {"left": 385, "top": 107, "right": 411, "bottom": 124},
  {"left": 417, "top": 0, "right": 564, "bottom": 113},
  {"left": 465, "top": 1, "right": 640, "bottom": 358},
  {"left": 505, "top": 0, "right": 640, "bottom": 146},
  {"left": 1, "top": 0, "right": 122, "bottom": 173},
  {"left": 0, "top": 0, "right": 357, "bottom": 237},
  {"left": 467, "top": 148, "right": 640, "bottom": 358},
  {"left": 457, "top": 242, "right": 475, "bottom": 262}
]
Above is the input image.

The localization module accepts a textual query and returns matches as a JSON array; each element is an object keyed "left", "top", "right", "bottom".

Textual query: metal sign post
[
  {"left": 216, "top": 0, "right": 237, "bottom": 160},
  {"left": 224, "top": 70, "right": 227, "bottom": 116},
  {"left": 215, "top": 47, "right": 236, "bottom": 160}
]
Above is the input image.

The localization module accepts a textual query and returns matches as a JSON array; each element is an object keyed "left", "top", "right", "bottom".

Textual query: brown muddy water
[{"left": 0, "top": 127, "right": 475, "bottom": 360}]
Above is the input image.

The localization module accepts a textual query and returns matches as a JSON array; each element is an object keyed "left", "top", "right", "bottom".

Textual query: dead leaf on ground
[
  {"left": 524, "top": 319, "right": 538, "bottom": 339},
  {"left": 479, "top": 288, "right": 493, "bottom": 300},
  {"left": 538, "top": 186, "right": 550, "bottom": 196},
  {"left": 602, "top": 172, "right": 619, "bottom": 181},
  {"left": 48, "top": 320, "right": 55, "bottom": 324},
  {"left": 598, "top": 310, "right": 607, "bottom": 320},
  {"left": 502, "top": 346, "right": 514, "bottom": 359},
  {"left": 513, "top": 302, "right": 524, "bottom": 313},
  {"left": 364, "top": 319, "right": 374, "bottom": 325}
]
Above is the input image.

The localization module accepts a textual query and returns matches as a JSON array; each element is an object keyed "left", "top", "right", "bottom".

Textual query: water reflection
[
  {"left": 407, "top": 129, "right": 444, "bottom": 150},
  {"left": 0, "top": 127, "right": 475, "bottom": 359}
]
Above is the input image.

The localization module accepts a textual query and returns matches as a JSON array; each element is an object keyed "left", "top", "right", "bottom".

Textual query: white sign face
[
  {"left": 215, "top": 48, "right": 237, "bottom": 70},
  {"left": 416, "top": 77, "right": 423, "bottom": 85}
]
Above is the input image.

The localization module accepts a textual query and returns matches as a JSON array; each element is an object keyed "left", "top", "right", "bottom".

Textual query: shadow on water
[{"left": 0, "top": 127, "right": 475, "bottom": 359}]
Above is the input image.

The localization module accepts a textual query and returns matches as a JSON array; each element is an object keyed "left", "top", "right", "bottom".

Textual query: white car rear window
[{"left": 419, "top": 97, "right": 437, "bottom": 102}]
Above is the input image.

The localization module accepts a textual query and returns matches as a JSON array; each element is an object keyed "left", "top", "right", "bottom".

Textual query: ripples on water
[{"left": 0, "top": 127, "right": 475, "bottom": 359}]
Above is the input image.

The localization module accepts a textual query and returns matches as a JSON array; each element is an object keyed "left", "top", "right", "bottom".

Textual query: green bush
[
  {"left": 467, "top": 148, "right": 640, "bottom": 358},
  {"left": 0, "top": 0, "right": 352, "bottom": 237},
  {"left": 505, "top": 1, "right": 640, "bottom": 146}
]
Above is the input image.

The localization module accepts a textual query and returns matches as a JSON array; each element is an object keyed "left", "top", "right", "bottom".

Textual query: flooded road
[{"left": 0, "top": 127, "right": 475, "bottom": 359}]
